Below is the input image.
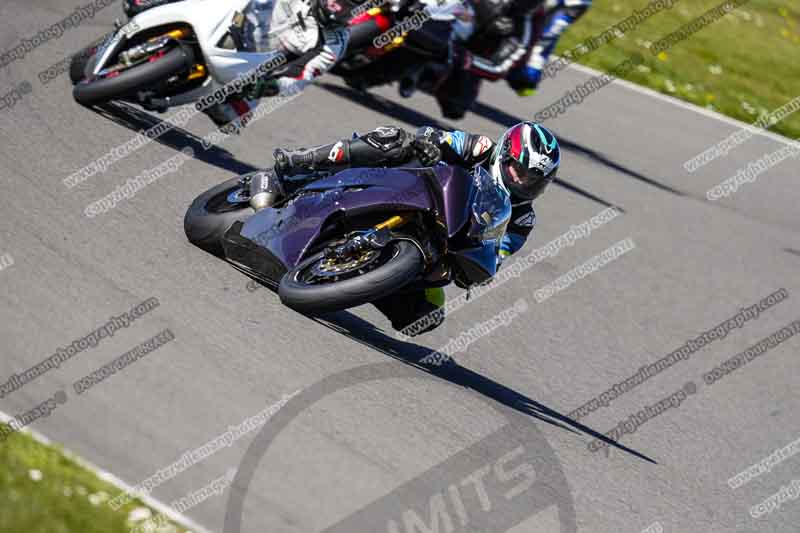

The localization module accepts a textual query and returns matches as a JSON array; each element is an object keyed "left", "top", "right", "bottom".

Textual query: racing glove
[
  {"left": 411, "top": 139, "right": 442, "bottom": 167},
  {"left": 244, "top": 78, "right": 280, "bottom": 100}
]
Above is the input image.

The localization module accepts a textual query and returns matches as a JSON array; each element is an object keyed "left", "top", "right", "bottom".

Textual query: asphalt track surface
[{"left": 1, "top": 2, "right": 799, "bottom": 533}]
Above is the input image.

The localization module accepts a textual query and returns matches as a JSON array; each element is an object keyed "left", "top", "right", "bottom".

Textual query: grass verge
[
  {"left": 555, "top": 0, "right": 800, "bottom": 139},
  {"left": 0, "top": 424, "right": 188, "bottom": 533}
]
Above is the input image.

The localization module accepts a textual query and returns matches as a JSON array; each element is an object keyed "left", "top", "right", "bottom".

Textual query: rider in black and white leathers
[{"left": 204, "top": 0, "right": 352, "bottom": 127}]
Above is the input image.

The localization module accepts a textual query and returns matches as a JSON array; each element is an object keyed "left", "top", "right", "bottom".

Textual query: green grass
[
  {"left": 555, "top": 0, "right": 800, "bottom": 139},
  {"left": 0, "top": 426, "right": 186, "bottom": 533}
]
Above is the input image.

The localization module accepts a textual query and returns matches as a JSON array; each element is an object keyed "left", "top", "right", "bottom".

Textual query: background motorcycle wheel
[
  {"left": 278, "top": 240, "right": 423, "bottom": 314},
  {"left": 73, "top": 46, "right": 194, "bottom": 106},
  {"left": 184, "top": 178, "right": 254, "bottom": 257}
]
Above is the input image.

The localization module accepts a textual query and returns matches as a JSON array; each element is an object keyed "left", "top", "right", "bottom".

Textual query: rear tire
[
  {"left": 73, "top": 46, "right": 194, "bottom": 106},
  {"left": 279, "top": 241, "right": 423, "bottom": 314},
  {"left": 184, "top": 178, "right": 254, "bottom": 257}
]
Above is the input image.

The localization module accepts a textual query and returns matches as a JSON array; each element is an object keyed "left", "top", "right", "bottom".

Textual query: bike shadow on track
[
  {"left": 306, "top": 307, "right": 656, "bottom": 464},
  {"left": 90, "top": 102, "right": 261, "bottom": 175},
  {"left": 320, "top": 81, "right": 633, "bottom": 211}
]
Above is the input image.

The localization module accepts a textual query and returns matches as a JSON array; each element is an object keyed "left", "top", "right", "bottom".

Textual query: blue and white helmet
[{"left": 490, "top": 122, "right": 560, "bottom": 201}]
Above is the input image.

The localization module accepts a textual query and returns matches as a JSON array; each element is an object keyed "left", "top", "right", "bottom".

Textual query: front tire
[
  {"left": 73, "top": 46, "right": 194, "bottom": 106},
  {"left": 278, "top": 241, "right": 423, "bottom": 314},
  {"left": 184, "top": 178, "right": 254, "bottom": 257}
]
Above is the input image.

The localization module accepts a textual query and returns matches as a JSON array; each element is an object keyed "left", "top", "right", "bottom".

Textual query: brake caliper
[{"left": 324, "top": 228, "right": 391, "bottom": 261}]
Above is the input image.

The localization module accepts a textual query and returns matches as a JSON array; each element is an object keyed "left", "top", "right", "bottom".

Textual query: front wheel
[
  {"left": 279, "top": 240, "right": 423, "bottom": 314},
  {"left": 73, "top": 46, "right": 194, "bottom": 106}
]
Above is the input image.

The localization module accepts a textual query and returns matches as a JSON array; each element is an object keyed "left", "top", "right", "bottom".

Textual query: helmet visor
[{"left": 500, "top": 158, "right": 547, "bottom": 200}]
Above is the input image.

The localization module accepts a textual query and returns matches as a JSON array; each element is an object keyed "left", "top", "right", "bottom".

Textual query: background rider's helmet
[
  {"left": 490, "top": 122, "right": 560, "bottom": 201},
  {"left": 315, "top": 0, "right": 367, "bottom": 26}
]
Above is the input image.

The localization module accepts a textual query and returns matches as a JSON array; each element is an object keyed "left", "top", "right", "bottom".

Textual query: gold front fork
[
  {"left": 152, "top": 28, "right": 207, "bottom": 82},
  {"left": 158, "top": 28, "right": 191, "bottom": 41},
  {"left": 374, "top": 213, "right": 413, "bottom": 231}
]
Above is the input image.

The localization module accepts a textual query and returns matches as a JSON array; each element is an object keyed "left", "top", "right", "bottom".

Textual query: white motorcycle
[{"left": 70, "top": 0, "right": 290, "bottom": 110}]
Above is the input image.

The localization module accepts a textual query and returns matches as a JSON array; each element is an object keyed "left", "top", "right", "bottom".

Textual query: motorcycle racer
[
  {"left": 249, "top": 121, "right": 560, "bottom": 335},
  {"left": 202, "top": 0, "right": 357, "bottom": 128},
  {"left": 432, "top": 0, "right": 544, "bottom": 119}
]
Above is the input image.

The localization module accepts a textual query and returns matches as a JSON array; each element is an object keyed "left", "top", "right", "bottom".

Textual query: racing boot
[
  {"left": 246, "top": 143, "right": 350, "bottom": 210},
  {"left": 374, "top": 287, "right": 446, "bottom": 337}
]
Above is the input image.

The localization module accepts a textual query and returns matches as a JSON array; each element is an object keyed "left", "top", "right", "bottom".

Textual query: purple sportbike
[{"left": 184, "top": 164, "right": 512, "bottom": 314}]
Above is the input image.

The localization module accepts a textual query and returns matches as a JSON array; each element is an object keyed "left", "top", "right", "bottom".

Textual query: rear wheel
[
  {"left": 184, "top": 178, "right": 254, "bottom": 257},
  {"left": 278, "top": 240, "right": 423, "bottom": 314},
  {"left": 73, "top": 46, "right": 194, "bottom": 106}
]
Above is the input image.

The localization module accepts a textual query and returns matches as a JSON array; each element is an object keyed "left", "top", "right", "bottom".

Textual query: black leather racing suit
[{"left": 436, "top": 0, "right": 544, "bottom": 118}]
